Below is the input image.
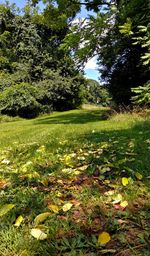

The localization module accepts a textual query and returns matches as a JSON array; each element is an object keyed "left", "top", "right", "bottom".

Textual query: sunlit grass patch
[{"left": 0, "top": 108, "right": 150, "bottom": 255}]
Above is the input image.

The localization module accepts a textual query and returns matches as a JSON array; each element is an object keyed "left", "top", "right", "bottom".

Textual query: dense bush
[{"left": 0, "top": 83, "right": 42, "bottom": 118}]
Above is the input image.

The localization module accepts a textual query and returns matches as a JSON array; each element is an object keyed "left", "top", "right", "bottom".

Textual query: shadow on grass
[
  {"left": 77, "top": 119, "right": 150, "bottom": 176},
  {"left": 35, "top": 109, "right": 110, "bottom": 125}
]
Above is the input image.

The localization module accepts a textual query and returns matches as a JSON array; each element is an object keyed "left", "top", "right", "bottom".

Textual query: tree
[
  {"left": 83, "top": 79, "right": 110, "bottom": 106},
  {"left": 131, "top": 24, "right": 150, "bottom": 105},
  {"left": 0, "top": 2, "right": 85, "bottom": 117},
  {"left": 32, "top": 0, "right": 150, "bottom": 106}
]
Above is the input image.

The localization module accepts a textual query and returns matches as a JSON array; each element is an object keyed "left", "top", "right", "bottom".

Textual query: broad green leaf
[
  {"left": 122, "top": 177, "right": 129, "bottom": 186},
  {"left": 34, "top": 212, "right": 51, "bottom": 225},
  {"left": 14, "top": 215, "right": 24, "bottom": 227},
  {"left": 0, "top": 204, "right": 15, "bottom": 217},
  {"left": 30, "top": 228, "right": 47, "bottom": 240},
  {"left": 98, "top": 232, "right": 111, "bottom": 245},
  {"left": 62, "top": 202, "right": 73, "bottom": 212}
]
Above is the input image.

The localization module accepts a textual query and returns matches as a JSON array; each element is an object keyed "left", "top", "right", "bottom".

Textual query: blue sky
[{"left": 0, "top": 0, "right": 99, "bottom": 81}]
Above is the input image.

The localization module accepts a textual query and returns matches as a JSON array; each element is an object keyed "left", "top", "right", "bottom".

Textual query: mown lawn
[{"left": 0, "top": 108, "right": 150, "bottom": 256}]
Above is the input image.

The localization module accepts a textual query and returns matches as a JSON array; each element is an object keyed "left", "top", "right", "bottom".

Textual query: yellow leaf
[
  {"left": 56, "top": 191, "right": 63, "bottom": 197},
  {"left": 30, "top": 228, "right": 47, "bottom": 240},
  {"left": 98, "top": 232, "right": 111, "bottom": 245},
  {"left": 14, "top": 215, "right": 24, "bottom": 227},
  {"left": 64, "top": 155, "right": 73, "bottom": 167},
  {"left": 135, "top": 172, "right": 143, "bottom": 180},
  {"left": 34, "top": 212, "right": 51, "bottom": 225},
  {"left": 122, "top": 177, "right": 129, "bottom": 186},
  {"left": 120, "top": 201, "right": 128, "bottom": 208},
  {"left": 0, "top": 204, "right": 15, "bottom": 217},
  {"left": 19, "top": 250, "right": 29, "bottom": 256},
  {"left": 48, "top": 204, "right": 59, "bottom": 213},
  {"left": 112, "top": 194, "right": 122, "bottom": 204},
  {"left": 62, "top": 203, "right": 73, "bottom": 212}
]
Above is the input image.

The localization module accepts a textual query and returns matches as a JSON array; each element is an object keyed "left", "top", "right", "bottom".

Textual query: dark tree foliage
[
  {"left": 98, "top": 0, "right": 150, "bottom": 105},
  {"left": 0, "top": 3, "right": 85, "bottom": 118},
  {"left": 36, "top": 0, "right": 150, "bottom": 106}
]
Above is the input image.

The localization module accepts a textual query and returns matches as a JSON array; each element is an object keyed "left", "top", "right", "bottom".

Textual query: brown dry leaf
[
  {"left": 70, "top": 199, "right": 81, "bottom": 207},
  {"left": 0, "top": 179, "right": 10, "bottom": 189}
]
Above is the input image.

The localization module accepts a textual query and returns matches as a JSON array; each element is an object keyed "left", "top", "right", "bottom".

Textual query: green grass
[{"left": 0, "top": 108, "right": 150, "bottom": 256}]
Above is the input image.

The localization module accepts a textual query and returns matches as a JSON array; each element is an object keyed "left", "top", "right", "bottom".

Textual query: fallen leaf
[
  {"left": 30, "top": 228, "right": 47, "bottom": 240},
  {"left": 34, "top": 212, "right": 51, "bottom": 225},
  {"left": 1, "top": 159, "right": 10, "bottom": 164},
  {"left": 0, "top": 179, "right": 10, "bottom": 189},
  {"left": 62, "top": 203, "right": 73, "bottom": 212},
  {"left": 120, "top": 200, "right": 128, "bottom": 209},
  {"left": 48, "top": 204, "right": 59, "bottom": 213},
  {"left": 98, "top": 232, "right": 111, "bottom": 245},
  {"left": 14, "top": 215, "right": 24, "bottom": 227},
  {"left": 104, "top": 190, "right": 115, "bottom": 196},
  {"left": 122, "top": 177, "right": 129, "bottom": 186},
  {"left": 112, "top": 194, "right": 122, "bottom": 204},
  {"left": 0, "top": 204, "right": 15, "bottom": 217},
  {"left": 77, "top": 165, "right": 89, "bottom": 171}
]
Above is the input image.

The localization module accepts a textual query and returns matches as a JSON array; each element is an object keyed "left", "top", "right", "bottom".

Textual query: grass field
[{"left": 0, "top": 108, "right": 150, "bottom": 256}]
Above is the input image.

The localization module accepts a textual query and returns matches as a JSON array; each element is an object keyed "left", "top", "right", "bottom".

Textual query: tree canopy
[
  {"left": 31, "top": 0, "right": 150, "bottom": 106},
  {"left": 0, "top": 2, "right": 86, "bottom": 117}
]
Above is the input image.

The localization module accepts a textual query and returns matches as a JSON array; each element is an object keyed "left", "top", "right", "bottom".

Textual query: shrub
[{"left": 0, "top": 83, "right": 42, "bottom": 118}]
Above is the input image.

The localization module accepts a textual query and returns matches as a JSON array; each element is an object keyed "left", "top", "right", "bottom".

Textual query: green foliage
[
  {"left": 36, "top": 71, "right": 84, "bottom": 111},
  {"left": 0, "top": 83, "right": 42, "bottom": 118},
  {"left": 133, "top": 24, "right": 150, "bottom": 65},
  {"left": 58, "top": 0, "right": 150, "bottom": 105},
  {"left": 131, "top": 24, "right": 150, "bottom": 105},
  {"left": 83, "top": 79, "right": 111, "bottom": 106},
  {"left": 132, "top": 81, "right": 150, "bottom": 105},
  {"left": 119, "top": 18, "right": 133, "bottom": 36},
  {"left": 0, "top": 3, "right": 85, "bottom": 118}
]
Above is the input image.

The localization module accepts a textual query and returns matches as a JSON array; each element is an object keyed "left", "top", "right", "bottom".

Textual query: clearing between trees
[{"left": 0, "top": 107, "right": 150, "bottom": 256}]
